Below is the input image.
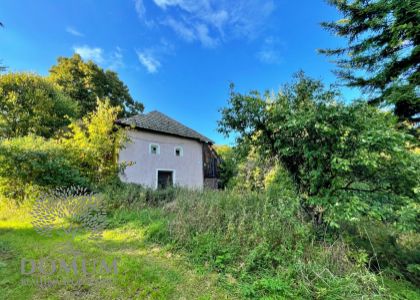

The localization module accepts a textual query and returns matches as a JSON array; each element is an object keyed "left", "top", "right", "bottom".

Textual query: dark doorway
[{"left": 157, "top": 170, "right": 173, "bottom": 189}]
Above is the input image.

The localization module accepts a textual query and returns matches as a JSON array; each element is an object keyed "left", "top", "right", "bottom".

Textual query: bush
[
  {"left": 101, "top": 180, "right": 147, "bottom": 209},
  {"left": 101, "top": 180, "right": 178, "bottom": 210},
  {"left": 0, "top": 135, "right": 88, "bottom": 202},
  {"left": 343, "top": 221, "right": 420, "bottom": 286}
]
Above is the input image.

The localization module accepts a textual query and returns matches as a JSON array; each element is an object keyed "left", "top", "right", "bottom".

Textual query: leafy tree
[
  {"left": 213, "top": 145, "right": 238, "bottom": 189},
  {"left": 0, "top": 100, "right": 126, "bottom": 202},
  {"left": 0, "top": 72, "right": 78, "bottom": 138},
  {"left": 49, "top": 54, "right": 144, "bottom": 117},
  {"left": 320, "top": 0, "right": 420, "bottom": 124},
  {"left": 219, "top": 72, "right": 419, "bottom": 228},
  {"left": 63, "top": 99, "right": 127, "bottom": 184}
]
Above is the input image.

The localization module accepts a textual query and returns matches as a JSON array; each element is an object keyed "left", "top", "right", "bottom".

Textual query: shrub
[
  {"left": 0, "top": 135, "right": 88, "bottom": 202},
  {"left": 343, "top": 221, "right": 420, "bottom": 285},
  {"left": 101, "top": 181, "right": 147, "bottom": 209},
  {"left": 101, "top": 180, "right": 178, "bottom": 210}
]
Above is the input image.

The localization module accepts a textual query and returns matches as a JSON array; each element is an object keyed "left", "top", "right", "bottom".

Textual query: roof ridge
[{"left": 116, "top": 110, "right": 214, "bottom": 144}]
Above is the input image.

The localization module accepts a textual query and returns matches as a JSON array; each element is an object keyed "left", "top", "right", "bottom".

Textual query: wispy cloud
[
  {"left": 136, "top": 0, "right": 275, "bottom": 47},
  {"left": 134, "top": 0, "right": 146, "bottom": 18},
  {"left": 137, "top": 51, "right": 161, "bottom": 73},
  {"left": 73, "top": 45, "right": 104, "bottom": 63},
  {"left": 108, "top": 47, "right": 125, "bottom": 70},
  {"left": 136, "top": 39, "right": 174, "bottom": 73},
  {"left": 162, "top": 18, "right": 218, "bottom": 47},
  {"left": 163, "top": 18, "right": 196, "bottom": 42},
  {"left": 195, "top": 23, "right": 218, "bottom": 48},
  {"left": 73, "top": 45, "right": 125, "bottom": 70},
  {"left": 66, "top": 26, "right": 84, "bottom": 37},
  {"left": 256, "top": 37, "right": 283, "bottom": 64}
]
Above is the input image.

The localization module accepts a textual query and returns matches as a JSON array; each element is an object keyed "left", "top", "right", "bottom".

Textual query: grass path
[{"left": 0, "top": 205, "right": 233, "bottom": 300}]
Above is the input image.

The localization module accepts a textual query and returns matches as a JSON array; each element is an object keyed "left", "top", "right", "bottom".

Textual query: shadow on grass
[{"left": 0, "top": 219, "right": 231, "bottom": 300}]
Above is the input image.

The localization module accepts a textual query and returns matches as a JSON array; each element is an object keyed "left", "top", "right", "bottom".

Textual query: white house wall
[{"left": 118, "top": 129, "right": 204, "bottom": 189}]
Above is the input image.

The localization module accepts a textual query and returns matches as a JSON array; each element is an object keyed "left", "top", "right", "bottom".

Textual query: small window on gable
[
  {"left": 174, "top": 146, "right": 183, "bottom": 157},
  {"left": 149, "top": 143, "right": 160, "bottom": 155}
]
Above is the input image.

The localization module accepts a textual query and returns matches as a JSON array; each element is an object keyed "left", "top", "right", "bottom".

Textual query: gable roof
[{"left": 116, "top": 110, "right": 214, "bottom": 144}]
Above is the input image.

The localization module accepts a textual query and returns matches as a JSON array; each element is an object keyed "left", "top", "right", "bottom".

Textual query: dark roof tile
[{"left": 116, "top": 111, "right": 213, "bottom": 144}]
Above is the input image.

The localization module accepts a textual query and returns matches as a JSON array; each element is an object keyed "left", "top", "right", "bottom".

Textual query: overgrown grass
[
  {"left": 1, "top": 184, "right": 419, "bottom": 299},
  {"left": 0, "top": 200, "right": 231, "bottom": 300},
  {"left": 102, "top": 185, "right": 420, "bottom": 299}
]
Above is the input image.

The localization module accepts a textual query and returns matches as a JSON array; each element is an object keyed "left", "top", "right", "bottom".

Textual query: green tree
[
  {"left": 219, "top": 72, "right": 419, "bottom": 228},
  {"left": 320, "top": 0, "right": 420, "bottom": 124},
  {"left": 49, "top": 54, "right": 144, "bottom": 117},
  {"left": 213, "top": 145, "right": 238, "bottom": 189},
  {"left": 64, "top": 99, "right": 127, "bottom": 184},
  {"left": 0, "top": 72, "right": 78, "bottom": 138}
]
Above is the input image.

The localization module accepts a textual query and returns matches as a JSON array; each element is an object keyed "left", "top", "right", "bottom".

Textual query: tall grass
[{"left": 104, "top": 184, "right": 386, "bottom": 299}]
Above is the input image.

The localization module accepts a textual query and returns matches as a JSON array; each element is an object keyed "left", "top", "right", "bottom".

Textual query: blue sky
[{"left": 0, "top": 0, "right": 358, "bottom": 144}]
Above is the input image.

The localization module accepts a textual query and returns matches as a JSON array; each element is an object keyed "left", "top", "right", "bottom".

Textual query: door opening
[{"left": 157, "top": 170, "right": 173, "bottom": 189}]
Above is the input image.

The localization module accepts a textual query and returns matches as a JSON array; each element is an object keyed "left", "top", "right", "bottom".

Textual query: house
[{"left": 116, "top": 111, "right": 220, "bottom": 189}]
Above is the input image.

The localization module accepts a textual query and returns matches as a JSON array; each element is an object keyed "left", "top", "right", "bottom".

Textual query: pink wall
[{"left": 118, "top": 129, "right": 204, "bottom": 189}]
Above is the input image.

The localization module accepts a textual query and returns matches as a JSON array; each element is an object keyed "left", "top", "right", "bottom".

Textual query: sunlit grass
[{"left": 0, "top": 203, "right": 232, "bottom": 300}]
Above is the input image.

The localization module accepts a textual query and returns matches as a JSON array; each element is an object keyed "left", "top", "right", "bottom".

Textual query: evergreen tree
[{"left": 320, "top": 0, "right": 419, "bottom": 124}]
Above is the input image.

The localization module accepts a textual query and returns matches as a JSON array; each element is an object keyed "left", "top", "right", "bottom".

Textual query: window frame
[
  {"left": 149, "top": 143, "right": 160, "bottom": 155},
  {"left": 174, "top": 146, "right": 183, "bottom": 157}
]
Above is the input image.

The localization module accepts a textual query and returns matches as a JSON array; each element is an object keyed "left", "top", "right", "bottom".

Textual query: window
[
  {"left": 149, "top": 143, "right": 160, "bottom": 155},
  {"left": 174, "top": 146, "right": 183, "bottom": 157}
]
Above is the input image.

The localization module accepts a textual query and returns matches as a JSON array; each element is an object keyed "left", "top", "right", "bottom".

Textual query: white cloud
[
  {"left": 256, "top": 37, "right": 283, "bottom": 64},
  {"left": 162, "top": 18, "right": 218, "bottom": 47},
  {"left": 163, "top": 18, "right": 196, "bottom": 42},
  {"left": 73, "top": 45, "right": 125, "bottom": 70},
  {"left": 73, "top": 45, "right": 104, "bottom": 63},
  {"left": 153, "top": 0, "right": 183, "bottom": 9},
  {"left": 154, "top": 0, "right": 275, "bottom": 41},
  {"left": 143, "top": 0, "right": 276, "bottom": 47},
  {"left": 195, "top": 23, "right": 218, "bottom": 48},
  {"left": 137, "top": 51, "right": 161, "bottom": 73},
  {"left": 108, "top": 47, "right": 125, "bottom": 70},
  {"left": 134, "top": 0, "right": 146, "bottom": 18},
  {"left": 136, "top": 39, "right": 174, "bottom": 73},
  {"left": 66, "top": 26, "right": 84, "bottom": 37}
]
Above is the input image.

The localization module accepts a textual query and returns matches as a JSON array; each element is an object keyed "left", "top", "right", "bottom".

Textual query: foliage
[
  {"left": 0, "top": 135, "right": 88, "bottom": 202},
  {"left": 0, "top": 100, "right": 126, "bottom": 202},
  {"left": 218, "top": 72, "right": 420, "bottom": 228},
  {"left": 49, "top": 54, "right": 144, "bottom": 117},
  {"left": 63, "top": 99, "right": 127, "bottom": 185},
  {"left": 132, "top": 188, "right": 392, "bottom": 299},
  {"left": 0, "top": 72, "right": 78, "bottom": 138},
  {"left": 229, "top": 147, "right": 272, "bottom": 191},
  {"left": 213, "top": 145, "right": 238, "bottom": 189},
  {"left": 343, "top": 220, "right": 420, "bottom": 285},
  {"left": 101, "top": 180, "right": 177, "bottom": 210},
  {"left": 320, "top": 0, "right": 420, "bottom": 124}
]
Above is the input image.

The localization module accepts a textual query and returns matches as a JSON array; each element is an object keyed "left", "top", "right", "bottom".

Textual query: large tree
[
  {"left": 320, "top": 0, "right": 420, "bottom": 124},
  {"left": 219, "top": 72, "right": 419, "bottom": 229},
  {"left": 0, "top": 73, "right": 78, "bottom": 138},
  {"left": 49, "top": 54, "right": 144, "bottom": 117}
]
